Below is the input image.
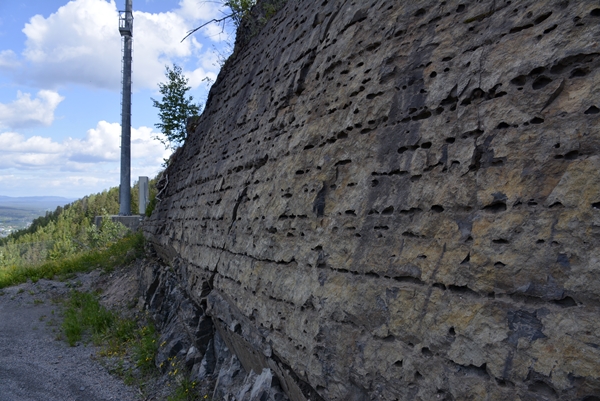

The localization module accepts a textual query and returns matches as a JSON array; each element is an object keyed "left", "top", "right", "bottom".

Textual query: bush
[{"left": 87, "top": 212, "right": 129, "bottom": 249}]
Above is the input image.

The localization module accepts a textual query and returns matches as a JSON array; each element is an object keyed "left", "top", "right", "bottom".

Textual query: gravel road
[{"left": 0, "top": 277, "right": 140, "bottom": 401}]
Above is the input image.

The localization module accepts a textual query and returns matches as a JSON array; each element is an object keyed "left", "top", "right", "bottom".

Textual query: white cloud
[
  {"left": 0, "top": 121, "right": 169, "bottom": 173},
  {"left": 0, "top": 121, "right": 170, "bottom": 197},
  {"left": 131, "top": 125, "right": 168, "bottom": 161},
  {"left": 21, "top": 0, "right": 122, "bottom": 89},
  {"left": 0, "top": 90, "right": 64, "bottom": 129},
  {"left": 132, "top": 10, "right": 200, "bottom": 90},
  {"left": 0, "top": 50, "right": 20, "bottom": 69},
  {"left": 0, "top": 132, "right": 63, "bottom": 169},
  {"left": 15, "top": 0, "right": 229, "bottom": 91},
  {"left": 186, "top": 66, "right": 218, "bottom": 90},
  {"left": 177, "top": 0, "right": 224, "bottom": 22},
  {"left": 0, "top": 169, "right": 119, "bottom": 198},
  {"left": 66, "top": 121, "right": 121, "bottom": 163},
  {"left": 0, "top": 132, "right": 62, "bottom": 153}
]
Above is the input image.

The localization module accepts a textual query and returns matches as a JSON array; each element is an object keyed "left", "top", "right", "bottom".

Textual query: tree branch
[{"left": 181, "top": 14, "right": 234, "bottom": 42}]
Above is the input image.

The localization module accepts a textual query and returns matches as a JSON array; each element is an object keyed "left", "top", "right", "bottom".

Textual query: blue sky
[{"left": 0, "top": 0, "right": 234, "bottom": 198}]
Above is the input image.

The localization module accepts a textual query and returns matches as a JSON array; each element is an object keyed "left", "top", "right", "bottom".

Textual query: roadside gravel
[{"left": 0, "top": 275, "right": 140, "bottom": 401}]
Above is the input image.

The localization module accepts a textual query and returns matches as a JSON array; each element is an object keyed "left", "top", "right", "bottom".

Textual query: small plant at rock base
[
  {"left": 133, "top": 321, "right": 159, "bottom": 374},
  {"left": 145, "top": 195, "right": 157, "bottom": 217},
  {"left": 167, "top": 376, "right": 201, "bottom": 401}
]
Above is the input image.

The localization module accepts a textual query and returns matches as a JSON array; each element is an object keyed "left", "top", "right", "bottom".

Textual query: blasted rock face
[{"left": 145, "top": 0, "right": 600, "bottom": 400}]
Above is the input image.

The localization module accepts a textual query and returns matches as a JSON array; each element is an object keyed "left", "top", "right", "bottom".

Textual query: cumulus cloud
[
  {"left": 16, "top": 0, "right": 229, "bottom": 91},
  {"left": 132, "top": 10, "right": 201, "bottom": 90},
  {"left": 21, "top": 0, "right": 122, "bottom": 89},
  {"left": 0, "top": 50, "right": 20, "bottom": 69},
  {"left": 186, "top": 66, "right": 218, "bottom": 90},
  {"left": 0, "top": 121, "right": 169, "bottom": 171},
  {"left": 0, "top": 132, "right": 62, "bottom": 154},
  {"left": 177, "top": 0, "right": 224, "bottom": 22},
  {"left": 0, "top": 121, "right": 171, "bottom": 197},
  {"left": 66, "top": 121, "right": 121, "bottom": 163},
  {"left": 0, "top": 90, "right": 64, "bottom": 129},
  {"left": 0, "top": 132, "right": 62, "bottom": 168}
]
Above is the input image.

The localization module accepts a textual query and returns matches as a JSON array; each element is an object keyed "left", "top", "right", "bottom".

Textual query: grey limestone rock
[{"left": 144, "top": 0, "right": 600, "bottom": 400}]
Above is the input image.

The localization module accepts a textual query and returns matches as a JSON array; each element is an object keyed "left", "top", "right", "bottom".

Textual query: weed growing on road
[
  {"left": 61, "top": 291, "right": 157, "bottom": 365},
  {"left": 60, "top": 289, "right": 160, "bottom": 394},
  {"left": 62, "top": 291, "right": 117, "bottom": 346}
]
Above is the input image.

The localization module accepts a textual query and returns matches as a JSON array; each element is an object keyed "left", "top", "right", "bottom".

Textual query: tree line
[{"left": 0, "top": 180, "right": 155, "bottom": 269}]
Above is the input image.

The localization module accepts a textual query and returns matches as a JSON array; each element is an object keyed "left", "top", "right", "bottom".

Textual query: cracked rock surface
[{"left": 144, "top": 0, "right": 600, "bottom": 400}]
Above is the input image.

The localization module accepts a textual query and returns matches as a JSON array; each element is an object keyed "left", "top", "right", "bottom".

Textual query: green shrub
[
  {"left": 226, "top": 0, "right": 256, "bottom": 27},
  {"left": 86, "top": 212, "right": 129, "bottom": 249},
  {"left": 0, "top": 232, "right": 144, "bottom": 289}
]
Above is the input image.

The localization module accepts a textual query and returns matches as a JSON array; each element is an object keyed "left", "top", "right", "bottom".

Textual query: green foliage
[
  {"left": 133, "top": 323, "right": 159, "bottom": 374},
  {"left": 86, "top": 211, "right": 129, "bottom": 249},
  {"left": 152, "top": 64, "right": 201, "bottom": 149},
  {"left": 167, "top": 376, "right": 201, "bottom": 401},
  {"left": 262, "top": 3, "right": 279, "bottom": 20},
  {"left": 144, "top": 176, "right": 160, "bottom": 217},
  {"left": 62, "top": 291, "right": 116, "bottom": 346},
  {"left": 0, "top": 232, "right": 144, "bottom": 289},
  {"left": 145, "top": 196, "right": 158, "bottom": 217},
  {"left": 0, "top": 183, "right": 148, "bottom": 271},
  {"left": 61, "top": 290, "right": 159, "bottom": 380},
  {"left": 162, "top": 355, "right": 202, "bottom": 401},
  {"left": 225, "top": 0, "right": 257, "bottom": 27}
]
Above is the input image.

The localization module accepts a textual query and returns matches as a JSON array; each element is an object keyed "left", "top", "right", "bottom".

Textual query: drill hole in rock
[
  {"left": 431, "top": 205, "right": 444, "bottom": 213},
  {"left": 482, "top": 201, "right": 507, "bottom": 213},
  {"left": 532, "top": 76, "right": 552, "bottom": 90}
]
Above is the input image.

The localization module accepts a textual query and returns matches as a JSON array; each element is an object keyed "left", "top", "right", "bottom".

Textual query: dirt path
[{"left": 0, "top": 277, "right": 140, "bottom": 401}]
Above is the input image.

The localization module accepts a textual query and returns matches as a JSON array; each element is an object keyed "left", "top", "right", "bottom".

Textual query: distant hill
[
  {"left": 0, "top": 184, "right": 148, "bottom": 264},
  {"left": 0, "top": 196, "right": 77, "bottom": 236},
  {"left": 0, "top": 196, "right": 76, "bottom": 211}
]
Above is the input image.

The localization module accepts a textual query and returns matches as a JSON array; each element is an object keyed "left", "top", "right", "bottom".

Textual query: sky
[{"left": 0, "top": 0, "right": 235, "bottom": 198}]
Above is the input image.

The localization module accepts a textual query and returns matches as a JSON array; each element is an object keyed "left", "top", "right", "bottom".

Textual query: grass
[
  {"left": 62, "top": 291, "right": 119, "bottom": 346},
  {"left": 0, "top": 232, "right": 144, "bottom": 289},
  {"left": 133, "top": 323, "right": 159, "bottom": 374},
  {"left": 61, "top": 289, "right": 159, "bottom": 372},
  {"left": 167, "top": 376, "right": 202, "bottom": 401}
]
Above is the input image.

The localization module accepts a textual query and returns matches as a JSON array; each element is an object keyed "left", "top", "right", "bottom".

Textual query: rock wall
[{"left": 144, "top": 0, "right": 600, "bottom": 399}]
